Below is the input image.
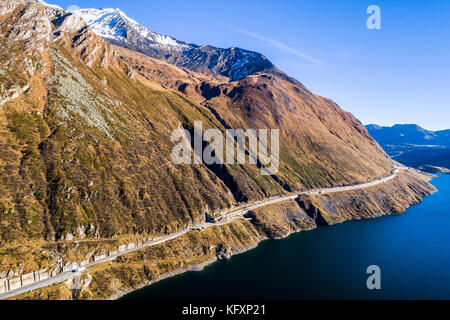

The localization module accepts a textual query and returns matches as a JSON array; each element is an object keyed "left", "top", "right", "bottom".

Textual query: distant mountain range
[{"left": 366, "top": 124, "right": 450, "bottom": 174}]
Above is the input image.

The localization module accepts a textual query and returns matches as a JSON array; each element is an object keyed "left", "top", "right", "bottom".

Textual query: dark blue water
[{"left": 123, "top": 175, "right": 450, "bottom": 300}]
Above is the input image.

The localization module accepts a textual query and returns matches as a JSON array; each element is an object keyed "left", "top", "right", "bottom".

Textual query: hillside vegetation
[{"left": 0, "top": 2, "right": 434, "bottom": 287}]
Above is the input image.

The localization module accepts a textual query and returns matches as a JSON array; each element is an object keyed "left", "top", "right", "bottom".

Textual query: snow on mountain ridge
[
  {"left": 74, "top": 8, "right": 191, "bottom": 52},
  {"left": 74, "top": 8, "right": 127, "bottom": 39}
]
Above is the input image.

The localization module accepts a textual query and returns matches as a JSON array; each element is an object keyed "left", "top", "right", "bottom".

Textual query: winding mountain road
[{"left": 0, "top": 166, "right": 401, "bottom": 300}]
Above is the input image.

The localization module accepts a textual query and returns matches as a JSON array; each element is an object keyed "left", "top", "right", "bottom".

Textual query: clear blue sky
[{"left": 51, "top": 0, "right": 450, "bottom": 131}]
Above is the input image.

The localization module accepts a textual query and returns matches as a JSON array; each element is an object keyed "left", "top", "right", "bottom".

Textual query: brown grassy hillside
[{"left": 0, "top": 1, "right": 426, "bottom": 276}]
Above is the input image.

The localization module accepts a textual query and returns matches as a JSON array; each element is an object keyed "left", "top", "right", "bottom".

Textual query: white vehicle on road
[{"left": 71, "top": 267, "right": 86, "bottom": 274}]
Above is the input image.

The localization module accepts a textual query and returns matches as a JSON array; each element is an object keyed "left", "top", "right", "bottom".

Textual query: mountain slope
[
  {"left": 118, "top": 44, "right": 394, "bottom": 190},
  {"left": 0, "top": 0, "right": 394, "bottom": 244},
  {"left": 75, "top": 6, "right": 394, "bottom": 187},
  {"left": 366, "top": 124, "right": 450, "bottom": 173},
  {"left": 0, "top": 1, "right": 238, "bottom": 244},
  {"left": 0, "top": 1, "right": 436, "bottom": 290}
]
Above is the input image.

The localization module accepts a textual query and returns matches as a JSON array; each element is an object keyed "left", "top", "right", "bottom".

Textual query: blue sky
[{"left": 51, "top": 0, "right": 450, "bottom": 131}]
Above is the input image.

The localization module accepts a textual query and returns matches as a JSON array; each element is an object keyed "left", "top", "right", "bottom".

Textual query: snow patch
[{"left": 74, "top": 8, "right": 191, "bottom": 52}]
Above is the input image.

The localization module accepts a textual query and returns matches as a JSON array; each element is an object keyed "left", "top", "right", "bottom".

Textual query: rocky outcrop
[
  {"left": 244, "top": 201, "right": 317, "bottom": 239},
  {"left": 296, "top": 168, "right": 435, "bottom": 226},
  {"left": 164, "top": 46, "right": 275, "bottom": 81}
]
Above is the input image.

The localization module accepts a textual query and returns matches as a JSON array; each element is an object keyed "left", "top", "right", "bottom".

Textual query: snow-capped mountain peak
[
  {"left": 74, "top": 8, "right": 191, "bottom": 53},
  {"left": 74, "top": 8, "right": 128, "bottom": 39}
]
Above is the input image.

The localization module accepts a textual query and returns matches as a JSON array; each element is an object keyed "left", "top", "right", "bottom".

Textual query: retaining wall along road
[{"left": 0, "top": 242, "right": 138, "bottom": 295}]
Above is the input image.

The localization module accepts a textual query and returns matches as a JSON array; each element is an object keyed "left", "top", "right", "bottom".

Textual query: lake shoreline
[
  {"left": 109, "top": 243, "right": 260, "bottom": 300},
  {"left": 116, "top": 201, "right": 435, "bottom": 300},
  {"left": 9, "top": 169, "right": 436, "bottom": 300},
  {"left": 120, "top": 175, "right": 449, "bottom": 300}
]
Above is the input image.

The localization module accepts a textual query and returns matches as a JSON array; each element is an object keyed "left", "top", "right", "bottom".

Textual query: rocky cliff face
[
  {"left": 0, "top": 1, "right": 436, "bottom": 298},
  {"left": 163, "top": 45, "right": 275, "bottom": 81}
]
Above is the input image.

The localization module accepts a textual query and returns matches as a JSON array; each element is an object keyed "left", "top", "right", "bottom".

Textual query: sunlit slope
[{"left": 1, "top": 1, "right": 391, "bottom": 246}]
